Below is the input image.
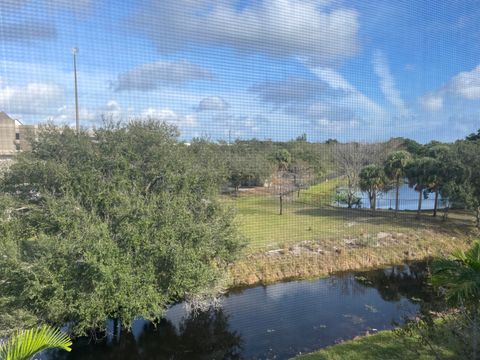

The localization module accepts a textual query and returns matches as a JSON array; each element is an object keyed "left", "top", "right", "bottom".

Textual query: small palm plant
[
  {"left": 431, "top": 241, "right": 480, "bottom": 359},
  {"left": 431, "top": 241, "right": 480, "bottom": 306},
  {"left": 0, "top": 325, "right": 72, "bottom": 360}
]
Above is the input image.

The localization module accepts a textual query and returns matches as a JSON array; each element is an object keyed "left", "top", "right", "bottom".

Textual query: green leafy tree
[
  {"left": 405, "top": 157, "right": 438, "bottom": 218},
  {"left": 384, "top": 150, "right": 411, "bottom": 214},
  {"left": 466, "top": 129, "right": 480, "bottom": 141},
  {"left": 0, "top": 325, "right": 71, "bottom": 360},
  {"left": 452, "top": 139, "right": 480, "bottom": 228},
  {"left": 359, "top": 164, "right": 387, "bottom": 210},
  {"left": 0, "top": 120, "right": 244, "bottom": 336},
  {"left": 271, "top": 149, "right": 291, "bottom": 171}
]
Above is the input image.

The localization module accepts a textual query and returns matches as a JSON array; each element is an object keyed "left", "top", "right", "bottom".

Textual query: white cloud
[
  {"left": 197, "top": 96, "right": 230, "bottom": 112},
  {"left": 47, "top": 104, "right": 97, "bottom": 124},
  {"left": 420, "top": 64, "right": 480, "bottom": 112},
  {"left": 373, "top": 50, "right": 408, "bottom": 115},
  {"left": 100, "top": 100, "right": 125, "bottom": 119},
  {"left": 131, "top": 0, "right": 359, "bottom": 65},
  {"left": 420, "top": 93, "right": 443, "bottom": 111},
  {"left": 0, "top": 82, "right": 63, "bottom": 114},
  {"left": 141, "top": 108, "right": 197, "bottom": 128},
  {"left": 114, "top": 60, "right": 212, "bottom": 91},
  {"left": 310, "top": 67, "right": 385, "bottom": 116},
  {"left": 448, "top": 65, "right": 480, "bottom": 100}
]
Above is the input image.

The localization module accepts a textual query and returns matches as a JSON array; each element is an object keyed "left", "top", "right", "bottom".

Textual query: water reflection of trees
[
  {"left": 47, "top": 308, "right": 243, "bottom": 360},
  {"left": 354, "top": 262, "right": 445, "bottom": 313}
]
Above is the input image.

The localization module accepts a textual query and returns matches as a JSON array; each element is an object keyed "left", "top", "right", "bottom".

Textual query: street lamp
[{"left": 72, "top": 47, "right": 79, "bottom": 134}]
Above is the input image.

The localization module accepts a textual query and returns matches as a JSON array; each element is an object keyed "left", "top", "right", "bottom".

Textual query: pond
[
  {"left": 336, "top": 183, "right": 447, "bottom": 211},
  {"left": 44, "top": 263, "right": 439, "bottom": 360}
]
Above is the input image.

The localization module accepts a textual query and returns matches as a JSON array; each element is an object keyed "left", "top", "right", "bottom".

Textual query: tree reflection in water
[
  {"left": 47, "top": 308, "right": 243, "bottom": 360},
  {"left": 354, "top": 262, "right": 445, "bottom": 314}
]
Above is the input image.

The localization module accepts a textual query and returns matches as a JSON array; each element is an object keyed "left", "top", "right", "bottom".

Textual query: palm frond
[
  {"left": 0, "top": 325, "right": 72, "bottom": 360},
  {"left": 431, "top": 241, "right": 480, "bottom": 306}
]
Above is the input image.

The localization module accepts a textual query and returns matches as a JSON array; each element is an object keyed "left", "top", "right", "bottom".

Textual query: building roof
[
  {"left": 0, "top": 111, "right": 14, "bottom": 124},
  {"left": 0, "top": 112, "right": 23, "bottom": 126}
]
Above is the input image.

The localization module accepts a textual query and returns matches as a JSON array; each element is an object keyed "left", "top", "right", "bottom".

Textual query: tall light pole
[{"left": 72, "top": 47, "right": 79, "bottom": 134}]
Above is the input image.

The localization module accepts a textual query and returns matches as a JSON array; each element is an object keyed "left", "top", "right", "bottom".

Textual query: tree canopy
[{"left": 0, "top": 121, "right": 244, "bottom": 336}]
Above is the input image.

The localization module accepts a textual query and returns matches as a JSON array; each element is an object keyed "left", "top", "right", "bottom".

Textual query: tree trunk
[
  {"left": 347, "top": 178, "right": 353, "bottom": 208},
  {"left": 433, "top": 189, "right": 439, "bottom": 217},
  {"left": 369, "top": 191, "right": 376, "bottom": 210},
  {"left": 395, "top": 176, "right": 400, "bottom": 214},
  {"left": 279, "top": 195, "right": 283, "bottom": 215},
  {"left": 417, "top": 188, "right": 423, "bottom": 219},
  {"left": 442, "top": 205, "right": 449, "bottom": 222}
]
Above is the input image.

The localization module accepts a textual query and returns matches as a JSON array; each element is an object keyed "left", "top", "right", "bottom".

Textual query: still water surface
[
  {"left": 336, "top": 183, "right": 447, "bottom": 210},
  {"left": 45, "top": 263, "right": 436, "bottom": 360}
]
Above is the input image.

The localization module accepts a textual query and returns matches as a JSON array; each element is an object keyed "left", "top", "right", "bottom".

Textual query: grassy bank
[
  {"left": 294, "top": 328, "right": 458, "bottom": 360},
  {"left": 227, "top": 180, "right": 477, "bottom": 285}
]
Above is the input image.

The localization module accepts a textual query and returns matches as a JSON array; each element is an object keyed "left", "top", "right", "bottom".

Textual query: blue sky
[{"left": 1, "top": 0, "right": 480, "bottom": 142}]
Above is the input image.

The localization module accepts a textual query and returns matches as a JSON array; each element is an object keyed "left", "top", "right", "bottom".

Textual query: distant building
[{"left": 0, "top": 112, "right": 37, "bottom": 158}]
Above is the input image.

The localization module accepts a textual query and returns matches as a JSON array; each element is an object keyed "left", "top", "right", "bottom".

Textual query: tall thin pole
[{"left": 72, "top": 47, "right": 79, "bottom": 134}]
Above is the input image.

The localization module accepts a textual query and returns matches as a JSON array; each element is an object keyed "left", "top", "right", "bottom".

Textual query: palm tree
[
  {"left": 359, "top": 164, "right": 387, "bottom": 211},
  {"left": 431, "top": 242, "right": 480, "bottom": 306},
  {"left": 0, "top": 325, "right": 72, "bottom": 360},
  {"left": 384, "top": 150, "right": 411, "bottom": 214},
  {"left": 405, "top": 157, "right": 436, "bottom": 218},
  {"left": 431, "top": 242, "right": 480, "bottom": 359}
]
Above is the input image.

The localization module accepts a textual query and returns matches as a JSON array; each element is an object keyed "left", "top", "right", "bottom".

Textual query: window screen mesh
[{"left": 0, "top": 1, "right": 479, "bottom": 359}]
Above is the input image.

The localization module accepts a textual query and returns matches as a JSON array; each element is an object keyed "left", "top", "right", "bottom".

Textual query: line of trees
[{"left": 350, "top": 132, "right": 480, "bottom": 226}]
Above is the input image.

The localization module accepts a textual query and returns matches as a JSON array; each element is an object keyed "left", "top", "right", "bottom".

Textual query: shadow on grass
[{"left": 294, "top": 205, "right": 474, "bottom": 236}]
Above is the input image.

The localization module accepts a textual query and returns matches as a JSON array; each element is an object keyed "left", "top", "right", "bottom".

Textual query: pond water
[
  {"left": 44, "top": 263, "right": 439, "bottom": 360},
  {"left": 337, "top": 183, "right": 447, "bottom": 210}
]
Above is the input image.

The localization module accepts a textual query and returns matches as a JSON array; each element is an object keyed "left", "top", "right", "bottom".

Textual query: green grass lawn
[
  {"left": 227, "top": 179, "right": 476, "bottom": 285},
  {"left": 294, "top": 326, "right": 462, "bottom": 360},
  {"left": 229, "top": 178, "right": 473, "bottom": 254}
]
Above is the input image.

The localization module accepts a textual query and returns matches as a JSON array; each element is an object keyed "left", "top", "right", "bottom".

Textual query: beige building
[{"left": 0, "top": 112, "right": 37, "bottom": 158}]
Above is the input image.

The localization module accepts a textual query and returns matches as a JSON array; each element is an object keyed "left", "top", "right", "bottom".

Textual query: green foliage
[
  {"left": 325, "top": 138, "right": 338, "bottom": 145},
  {"left": 466, "top": 129, "right": 480, "bottom": 142},
  {"left": 393, "top": 241, "right": 480, "bottom": 360},
  {"left": 0, "top": 120, "right": 244, "bottom": 336},
  {"left": 0, "top": 325, "right": 71, "bottom": 360},
  {"left": 403, "top": 138, "right": 426, "bottom": 156},
  {"left": 271, "top": 148, "right": 292, "bottom": 170},
  {"left": 359, "top": 164, "right": 387, "bottom": 210},
  {"left": 335, "top": 190, "right": 361, "bottom": 208},
  {"left": 431, "top": 241, "right": 480, "bottom": 307},
  {"left": 384, "top": 150, "right": 411, "bottom": 181},
  {"left": 405, "top": 157, "right": 439, "bottom": 215}
]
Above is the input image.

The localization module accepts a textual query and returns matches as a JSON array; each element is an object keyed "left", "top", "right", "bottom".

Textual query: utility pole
[{"left": 72, "top": 47, "right": 79, "bottom": 135}]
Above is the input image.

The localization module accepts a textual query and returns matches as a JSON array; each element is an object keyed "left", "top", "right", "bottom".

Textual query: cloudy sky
[{"left": 1, "top": 0, "right": 480, "bottom": 142}]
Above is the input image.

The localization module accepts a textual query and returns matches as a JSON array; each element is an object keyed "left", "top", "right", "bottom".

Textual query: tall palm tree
[
  {"left": 384, "top": 150, "right": 411, "bottom": 214},
  {"left": 359, "top": 164, "right": 387, "bottom": 210},
  {"left": 406, "top": 157, "right": 436, "bottom": 218},
  {"left": 0, "top": 325, "right": 72, "bottom": 360}
]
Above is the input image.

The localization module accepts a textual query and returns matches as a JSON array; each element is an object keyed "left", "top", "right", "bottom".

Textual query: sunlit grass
[
  {"left": 226, "top": 180, "right": 476, "bottom": 285},
  {"left": 294, "top": 327, "right": 459, "bottom": 360}
]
